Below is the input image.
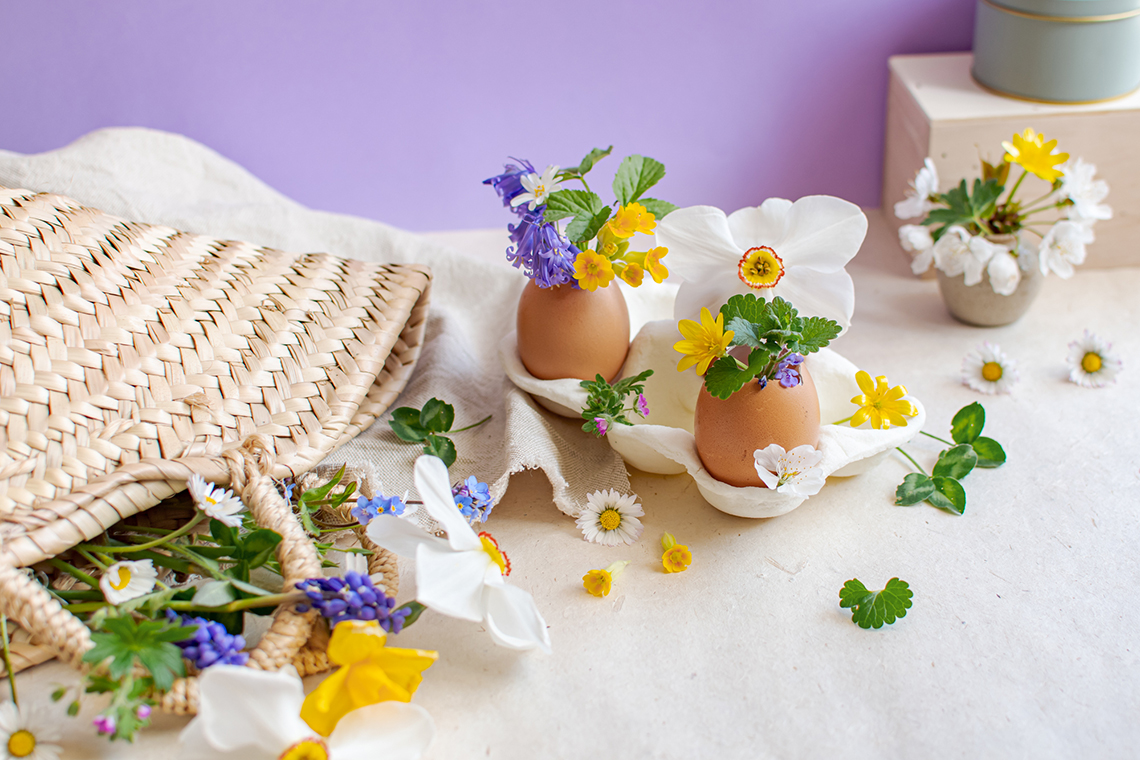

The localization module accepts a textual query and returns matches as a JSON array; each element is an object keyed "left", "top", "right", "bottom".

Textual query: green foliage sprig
[
  {"left": 840, "top": 578, "right": 913, "bottom": 629},
  {"left": 579, "top": 370, "right": 653, "bottom": 437},
  {"left": 388, "top": 398, "right": 491, "bottom": 468}
]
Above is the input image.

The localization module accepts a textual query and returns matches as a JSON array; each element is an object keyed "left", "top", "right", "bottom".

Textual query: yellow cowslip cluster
[
  {"left": 572, "top": 205, "right": 669, "bottom": 290},
  {"left": 1002, "top": 128, "right": 1069, "bottom": 183},
  {"left": 849, "top": 370, "right": 918, "bottom": 430},
  {"left": 573, "top": 249, "right": 615, "bottom": 291},
  {"left": 674, "top": 307, "right": 734, "bottom": 375}
]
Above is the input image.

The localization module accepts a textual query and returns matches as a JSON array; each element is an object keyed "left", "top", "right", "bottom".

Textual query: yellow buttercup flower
[
  {"left": 674, "top": 307, "right": 734, "bottom": 375},
  {"left": 644, "top": 246, "right": 669, "bottom": 283},
  {"left": 618, "top": 261, "right": 645, "bottom": 287},
  {"left": 849, "top": 370, "right": 918, "bottom": 430},
  {"left": 582, "top": 561, "right": 629, "bottom": 598},
  {"left": 661, "top": 533, "right": 692, "bottom": 574},
  {"left": 573, "top": 249, "right": 616, "bottom": 291},
  {"left": 608, "top": 202, "right": 657, "bottom": 238},
  {"left": 1002, "top": 128, "right": 1069, "bottom": 183},
  {"left": 299, "top": 620, "right": 438, "bottom": 738}
]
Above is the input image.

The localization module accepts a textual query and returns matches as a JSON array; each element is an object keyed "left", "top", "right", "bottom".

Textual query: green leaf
[
  {"left": 419, "top": 398, "right": 455, "bottom": 434},
  {"left": 951, "top": 402, "right": 985, "bottom": 444},
  {"left": 66, "top": 701, "right": 79, "bottom": 717},
  {"left": 570, "top": 146, "right": 612, "bottom": 176},
  {"left": 395, "top": 600, "right": 428, "bottom": 628},
  {"left": 719, "top": 293, "right": 769, "bottom": 325},
  {"left": 796, "top": 316, "right": 842, "bottom": 355},
  {"left": 637, "top": 198, "right": 677, "bottom": 219},
  {"left": 704, "top": 349, "right": 771, "bottom": 400},
  {"left": 389, "top": 420, "right": 427, "bottom": 443},
  {"left": 840, "top": 578, "right": 913, "bottom": 629},
  {"left": 210, "top": 520, "right": 238, "bottom": 548},
  {"left": 895, "top": 473, "right": 935, "bottom": 506},
  {"left": 191, "top": 581, "right": 237, "bottom": 607},
  {"left": 135, "top": 644, "right": 185, "bottom": 692},
  {"left": 971, "top": 436, "right": 1006, "bottom": 468},
  {"left": 932, "top": 444, "right": 978, "bottom": 480},
  {"left": 543, "top": 189, "right": 605, "bottom": 224},
  {"left": 927, "top": 476, "right": 966, "bottom": 515},
  {"left": 612, "top": 155, "right": 666, "bottom": 206},
  {"left": 390, "top": 407, "right": 421, "bottom": 429},
  {"left": 230, "top": 578, "right": 274, "bottom": 598},
  {"left": 424, "top": 434, "right": 457, "bottom": 468},
  {"left": 566, "top": 206, "right": 612, "bottom": 245},
  {"left": 971, "top": 178, "right": 1003, "bottom": 218},
  {"left": 725, "top": 317, "right": 762, "bottom": 349},
  {"left": 767, "top": 297, "right": 798, "bottom": 330}
]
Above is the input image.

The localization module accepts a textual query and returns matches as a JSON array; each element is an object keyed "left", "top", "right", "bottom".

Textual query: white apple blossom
[
  {"left": 894, "top": 158, "right": 940, "bottom": 220},
  {"left": 1039, "top": 220, "right": 1094, "bottom": 278},
  {"left": 985, "top": 248, "right": 1021, "bottom": 296},
  {"left": 898, "top": 224, "right": 935, "bottom": 275},
  {"left": 753, "top": 444, "right": 826, "bottom": 496},
  {"left": 1060, "top": 158, "right": 1112, "bottom": 223}
]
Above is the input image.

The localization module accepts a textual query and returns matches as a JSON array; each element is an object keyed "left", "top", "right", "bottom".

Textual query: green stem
[
  {"left": 1017, "top": 187, "right": 1058, "bottom": 210},
  {"left": 920, "top": 431, "right": 954, "bottom": 446},
  {"left": 66, "top": 591, "right": 305, "bottom": 616},
  {"left": 1019, "top": 201, "right": 1065, "bottom": 217},
  {"left": 79, "top": 513, "right": 206, "bottom": 554},
  {"left": 47, "top": 558, "right": 101, "bottom": 589},
  {"left": 0, "top": 615, "right": 17, "bottom": 705},
  {"left": 579, "top": 176, "right": 593, "bottom": 194},
  {"left": 830, "top": 415, "right": 855, "bottom": 426},
  {"left": 75, "top": 548, "right": 110, "bottom": 572},
  {"left": 162, "top": 545, "right": 229, "bottom": 582},
  {"left": 896, "top": 447, "right": 926, "bottom": 475},
  {"left": 451, "top": 414, "right": 493, "bottom": 433},
  {"left": 1005, "top": 168, "right": 1028, "bottom": 203}
]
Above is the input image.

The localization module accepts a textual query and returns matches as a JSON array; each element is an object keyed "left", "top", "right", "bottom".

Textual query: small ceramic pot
[
  {"left": 936, "top": 255, "right": 1043, "bottom": 327},
  {"left": 694, "top": 366, "right": 821, "bottom": 488},
  {"left": 516, "top": 280, "right": 630, "bottom": 382}
]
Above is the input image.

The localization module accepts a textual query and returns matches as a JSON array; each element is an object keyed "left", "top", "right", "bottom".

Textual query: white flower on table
[
  {"left": 178, "top": 665, "right": 434, "bottom": 760},
  {"left": 510, "top": 165, "right": 562, "bottom": 211},
  {"left": 962, "top": 342, "right": 1019, "bottom": 395},
  {"left": 1066, "top": 330, "right": 1122, "bottom": 388},
  {"left": 894, "top": 158, "right": 940, "bottom": 220},
  {"left": 655, "top": 196, "right": 866, "bottom": 330},
  {"left": 1060, "top": 158, "right": 1112, "bottom": 224},
  {"left": 0, "top": 701, "right": 62, "bottom": 760},
  {"left": 188, "top": 473, "right": 245, "bottom": 527},
  {"left": 753, "top": 444, "right": 826, "bottom": 496},
  {"left": 1039, "top": 221, "right": 1093, "bottom": 278},
  {"left": 576, "top": 490, "right": 644, "bottom": 546},
  {"left": 99, "top": 559, "right": 158, "bottom": 605},
  {"left": 366, "top": 456, "right": 551, "bottom": 653}
]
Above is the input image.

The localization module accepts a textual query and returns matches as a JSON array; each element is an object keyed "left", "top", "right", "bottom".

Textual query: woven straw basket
[{"left": 0, "top": 187, "right": 431, "bottom": 713}]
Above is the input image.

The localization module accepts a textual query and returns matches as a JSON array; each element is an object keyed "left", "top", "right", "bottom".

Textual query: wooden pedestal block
[{"left": 882, "top": 52, "right": 1140, "bottom": 269}]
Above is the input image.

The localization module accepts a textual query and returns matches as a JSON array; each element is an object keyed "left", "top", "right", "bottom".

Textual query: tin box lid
[{"left": 989, "top": 0, "right": 1140, "bottom": 17}]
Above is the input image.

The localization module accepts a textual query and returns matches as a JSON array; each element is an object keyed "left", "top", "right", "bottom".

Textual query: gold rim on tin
[
  {"left": 980, "top": 0, "right": 1140, "bottom": 24},
  {"left": 971, "top": 70, "right": 1140, "bottom": 104}
]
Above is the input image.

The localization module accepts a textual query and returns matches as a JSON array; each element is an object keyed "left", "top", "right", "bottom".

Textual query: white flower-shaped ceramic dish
[{"left": 500, "top": 319, "right": 926, "bottom": 518}]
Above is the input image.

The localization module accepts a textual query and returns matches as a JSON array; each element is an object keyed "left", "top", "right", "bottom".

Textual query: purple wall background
[{"left": 0, "top": 1, "right": 974, "bottom": 231}]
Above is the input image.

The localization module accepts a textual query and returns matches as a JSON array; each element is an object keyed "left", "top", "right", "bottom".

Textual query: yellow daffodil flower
[
  {"left": 643, "top": 246, "right": 669, "bottom": 283},
  {"left": 608, "top": 202, "right": 657, "bottom": 238},
  {"left": 582, "top": 561, "right": 629, "bottom": 598},
  {"left": 674, "top": 307, "right": 734, "bottom": 375},
  {"left": 299, "top": 620, "right": 438, "bottom": 738},
  {"left": 1002, "top": 128, "right": 1069, "bottom": 183},
  {"left": 661, "top": 533, "right": 692, "bottom": 573},
  {"left": 574, "top": 249, "right": 616, "bottom": 291},
  {"left": 849, "top": 370, "right": 918, "bottom": 430}
]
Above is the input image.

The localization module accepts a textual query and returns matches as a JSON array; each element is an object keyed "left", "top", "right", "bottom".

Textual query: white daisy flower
[
  {"left": 188, "top": 473, "right": 245, "bottom": 527},
  {"left": 1060, "top": 158, "right": 1112, "bottom": 224},
  {"left": 962, "top": 342, "right": 1019, "bottom": 395},
  {"left": 0, "top": 701, "right": 62, "bottom": 760},
  {"left": 1066, "top": 331, "right": 1122, "bottom": 388},
  {"left": 894, "top": 158, "right": 940, "bottom": 220},
  {"left": 575, "top": 490, "right": 644, "bottom": 546},
  {"left": 510, "top": 165, "right": 562, "bottom": 211},
  {"left": 1038, "top": 220, "right": 1093, "bottom": 279},
  {"left": 99, "top": 559, "right": 158, "bottom": 605},
  {"left": 753, "top": 444, "right": 826, "bottom": 496}
]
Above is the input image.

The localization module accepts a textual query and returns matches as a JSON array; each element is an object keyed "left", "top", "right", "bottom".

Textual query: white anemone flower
[
  {"left": 99, "top": 559, "right": 158, "bottom": 605},
  {"left": 962, "top": 342, "right": 1019, "bottom": 395},
  {"left": 898, "top": 224, "right": 935, "bottom": 275},
  {"left": 0, "top": 702, "right": 61, "bottom": 760},
  {"left": 655, "top": 196, "right": 867, "bottom": 330},
  {"left": 1060, "top": 158, "right": 1112, "bottom": 223},
  {"left": 753, "top": 444, "right": 826, "bottom": 496},
  {"left": 1039, "top": 221, "right": 1093, "bottom": 278},
  {"left": 575, "top": 490, "right": 644, "bottom": 546},
  {"left": 178, "top": 665, "right": 434, "bottom": 760},
  {"left": 1066, "top": 330, "right": 1122, "bottom": 388},
  {"left": 366, "top": 456, "right": 551, "bottom": 652},
  {"left": 510, "top": 164, "right": 562, "bottom": 211},
  {"left": 894, "top": 158, "right": 940, "bottom": 220},
  {"left": 188, "top": 473, "right": 245, "bottom": 527}
]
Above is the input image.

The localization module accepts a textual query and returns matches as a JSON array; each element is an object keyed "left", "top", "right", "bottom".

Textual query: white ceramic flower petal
[
  {"left": 482, "top": 575, "right": 552, "bottom": 653},
  {"left": 414, "top": 455, "right": 481, "bottom": 552},
  {"left": 366, "top": 512, "right": 449, "bottom": 559},
  {"left": 726, "top": 198, "right": 794, "bottom": 248},
  {"left": 327, "top": 702, "right": 435, "bottom": 760},
  {"left": 190, "top": 665, "right": 307, "bottom": 755},
  {"left": 772, "top": 196, "right": 867, "bottom": 271},
  {"left": 415, "top": 542, "right": 490, "bottom": 622},
  {"left": 773, "top": 267, "right": 856, "bottom": 331}
]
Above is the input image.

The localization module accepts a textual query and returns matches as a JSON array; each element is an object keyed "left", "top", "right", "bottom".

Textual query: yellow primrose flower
[
  {"left": 618, "top": 261, "right": 645, "bottom": 287},
  {"left": 608, "top": 202, "right": 657, "bottom": 238},
  {"left": 674, "top": 307, "right": 734, "bottom": 375},
  {"left": 299, "top": 619, "right": 438, "bottom": 738},
  {"left": 574, "top": 249, "right": 616, "bottom": 291},
  {"left": 1002, "top": 128, "right": 1069, "bottom": 183},
  {"left": 644, "top": 246, "right": 669, "bottom": 283},
  {"left": 849, "top": 370, "right": 918, "bottom": 430},
  {"left": 582, "top": 561, "right": 629, "bottom": 598},
  {"left": 661, "top": 533, "right": 692, "bottom": 574}
]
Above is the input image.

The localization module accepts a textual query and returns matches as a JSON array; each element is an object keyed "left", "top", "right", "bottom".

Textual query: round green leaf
[
  {"left": 895, "top": 473, "right": 935, "bottom": 506},
  {"left": 928, "top": 476, "right": 966, "bottom": 515},
  {"left": 971, "top": 436, "right": 1007, "bottom": 467},
  {"left": 951, "top": 403, "right": 985, "bottom": 444},
  {"left": 932, "top": 444, "right": 978, "bottom": 480}
]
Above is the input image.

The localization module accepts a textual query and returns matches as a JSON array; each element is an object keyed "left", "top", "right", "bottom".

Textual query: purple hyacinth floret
[
  {"left": 452, "top": 476, "right": 495, "bottom": 524},
  {"left": 483, "top": 158, "right": 536, "bottom": 215},
  {"left": 166, "top": 611, "right": 248, "bottom": 669},
  {"left": 774, "top": 353, "right": 805, "bottom": 388},
  {"left": 506, "top": 210, "right": 580, "bottom": 289},
  {"left": 295, "top": 572, "right": 411, "bottom": 632},
  {"left": 352, "top": 494, "right": 406, "bottom": 526}
]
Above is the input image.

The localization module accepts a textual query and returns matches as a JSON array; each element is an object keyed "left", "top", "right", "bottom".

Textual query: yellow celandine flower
[
  {"left": 607, "top": 202, "right": 657, "bottom": 238},
  {"left": 299, "top": 619, "right": 438, "bottom": 738},
  {"left": 674, "top": 307, "right": 734, "bottom": 375},
  {"left": 618, "top": 261, "right": 645, "bottom": 287},
  {"left": 574, "top": 249, "right": 616, "bottom": 291},
  {"left": 849, "top": 370, "right": 918, "bottom": 430},
  {"left": 661, "top": 533, "right": 692, "bottom": 573},
  {"left": 582, "top": 560, "right": 629, "bottom": 598},
  {"left": 643, "top": 246, "right": 669, "bottom": 283},
  {"left": 1002, "top": 128, "right": 1069, "bottom": 183}
]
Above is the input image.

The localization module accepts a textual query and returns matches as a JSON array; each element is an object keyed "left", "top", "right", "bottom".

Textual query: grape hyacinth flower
[
  {"left": 452, "top": 476, "right": 495, "bottom": 524},
  {"left": 166, "top": 611, "right": 249, "bottom": 669},
  {"left": 352, "top": 494, "right": 407, "bottom": 526},
  {"left": 774, "top": 353, "right": 804, "bottom": 388},
  {"left": 506, "top": 210, "right": 580, "bottom": 289},
  {"left": 296, "top": 572, "right": 412, "bottom": 633},
  {"left": 483, "top": 158, "right": 537, "bottom": 214}
]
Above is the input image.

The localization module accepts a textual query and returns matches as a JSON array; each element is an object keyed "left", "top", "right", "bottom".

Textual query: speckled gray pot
[{"left": 937, "top": 261, "right": 1043, "bottom": 327}]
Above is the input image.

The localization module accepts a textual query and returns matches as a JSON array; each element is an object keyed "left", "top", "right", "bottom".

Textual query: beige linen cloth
[{"left": 0, "top": 127, "right": 631, "bottom": 517}]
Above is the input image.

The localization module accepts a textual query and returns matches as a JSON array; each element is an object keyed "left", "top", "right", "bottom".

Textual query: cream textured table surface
[{"left": 3, "top": 133, "right": 1139, "bottom": 760}]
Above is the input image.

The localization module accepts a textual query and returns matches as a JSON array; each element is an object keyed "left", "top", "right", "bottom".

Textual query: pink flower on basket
[{"left": 188, "top": 473, "right": 245, "bottom": 527}]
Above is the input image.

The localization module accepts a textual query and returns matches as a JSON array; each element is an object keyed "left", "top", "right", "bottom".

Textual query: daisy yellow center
[
  {"left": 110, "top": 566, "right": 133, "bottom": 590},
  {"left": 1081, "top": 352, "right": 1102, "bottom": 373},
  {"left": 479, "top": 532, "right": 511, "bottom": 576},
  {"left": 738, "top": 246, "right": 784, "bottom": 289},
  {"left": 7, "top": 730, "right": 35, "bottom": 758},
  {"left": 279, "top": 738, "right": 329, "bottom": 760},
  {"left": 981, "top": 361, "right": 1003, "bottom": 382},
  {"left": 598, "top": 508, "right": 622, "bottom": 531},
  {"left": 204, "top": 495, "right": 218, "bottom": 506}
]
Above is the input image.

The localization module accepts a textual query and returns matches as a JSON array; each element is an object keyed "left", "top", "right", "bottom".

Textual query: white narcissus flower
[
  {"left": 962, "top": 342, "right": 1019, "bottom": 395},
  {"left": 366, "top": 456, "right": 551, "bottom": 652},
  {"left": 100, "top": 559, "right": 158, "bottom": 605},
  {"left": 178, "top": 665, "right": 434, "bottom": 760},
  {"left": 655, "top": 197, "right": 867, "bottom": 331},
  {"left": 0, "top": 701, "right": 62, "bottom": 760},
  {"left": 1039, "top": 221, "right": 1094, "bottom": 278},
  {"left": 188, "top": 473, "right": 245, "bottom": 527},
  {"left": 1066, "top": 330, "right": 1122, "bottom": 388},
  {"left": 894, "top": 158, "right": 940, "bottom": 220},
  {"left": 753, "top": 444, "right": 826, "bottom": 496},
  {"left": 898, "top": 224, "right": 935, "bottom": 275},
  {"left": 575, "top": 490, "right": 644, "bottom": 546},
  {"left": 1060, "top": 158, "right": 1112, "bottom": 223},
  {"left": 510, "top": 165, "right": 562, "bottom": 211}
]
